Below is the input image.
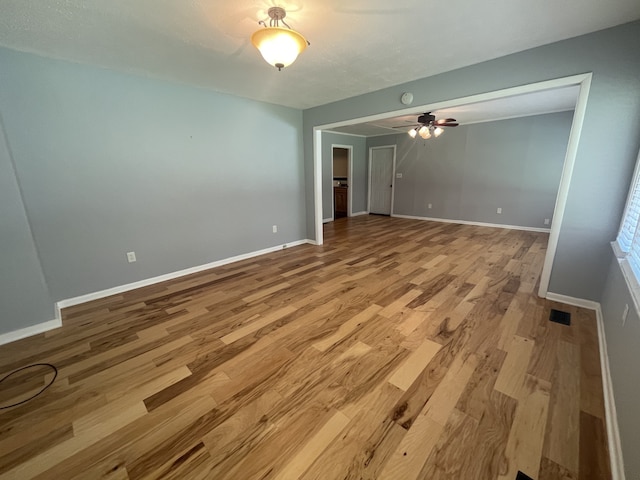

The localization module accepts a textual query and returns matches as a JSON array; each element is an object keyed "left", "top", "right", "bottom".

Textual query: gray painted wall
[
  {"left": 366, "top": 112, "right": 572, "bottom": 229},
  {"left": 304, "top": 21, "right": 640, "bottom": 302},
  {"left": 601, "top": 253, "right": 640, "bottom": 476},
  {"left": 0, "top": 47, "right": 306, "bottom": 305},
  {"left": 321, "top": 132, "right": 367, "bottom": 219},
  {"left": 0, "top": 115, "right": 53, "bottom": 334}
]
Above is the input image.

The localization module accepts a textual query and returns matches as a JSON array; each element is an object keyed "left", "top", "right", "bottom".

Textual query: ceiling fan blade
[
  {"left": 435, "top": 118, "right": 457, "bottom": 124},
  {"left": 438, "top": 123, "right": 459, "bottom": 127}
]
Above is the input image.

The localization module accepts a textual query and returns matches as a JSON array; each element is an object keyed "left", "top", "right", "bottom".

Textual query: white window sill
[{"left": 611, "top": 241, "right": 640, "bottom": 317}]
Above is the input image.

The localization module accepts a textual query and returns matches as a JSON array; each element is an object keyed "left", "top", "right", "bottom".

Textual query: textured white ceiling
[
  {"left": 0, "top": 1, "right": 638, "bottom": 109},
  {"left": 328, "top": 85, "right": 580, "bottom": 136}
]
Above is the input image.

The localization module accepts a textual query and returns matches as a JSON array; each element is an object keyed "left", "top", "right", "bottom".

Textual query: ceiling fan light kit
[
  {"left": 408, "top": 112, "right": 458, "bottom": 139},
  {"left": 251, "top": 7, "right": 308, "bottom": 71}
]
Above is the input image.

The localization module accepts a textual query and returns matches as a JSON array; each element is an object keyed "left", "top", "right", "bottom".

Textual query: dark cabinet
[{"left": 334, "top": 186, "right": 348, "bottom": 218}]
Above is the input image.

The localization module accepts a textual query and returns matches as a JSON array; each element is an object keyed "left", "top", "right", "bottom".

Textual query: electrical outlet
[
  {"left": 396, "top": 173, "right": 403, "bottom": 179},
  {"left": 622, "top": 304, "right": 629, "bottom": 326},
  {"left": 544, "top": 218, "right": 550, "bottom": 225},
  {"left": 428, "top": 203, "right": 432, "bottom": 209},
  {"left": 126, "top": 251, "right": 136, "bottom": 263},
  {"left": 497, "top": 207, "right": 502, "bottom": 214},
  {"left": 272, "top": 225, "right": 278, "bottom": 233}
]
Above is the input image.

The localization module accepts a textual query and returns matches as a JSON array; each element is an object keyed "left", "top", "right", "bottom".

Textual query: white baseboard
[
  {"left": 57, "top": 239, "right": 311, "bottom": 310},
  {"left": 350, "top": 211, "right": 369, "bottom": 217},
  {"left": 0, "top": 318, "right": 62, "bottom": 346},
  {"left": 595, "top": 305, "right": 626, "bottom": 480},
  {"left": 323, "top": 217, "right": 333, "bottom": 223},
  {"left": 544, "top": 292, "right": 600, "bottom": 310},
  {"left": 391, "top": 214, "right": 551, "bottom": 233}
]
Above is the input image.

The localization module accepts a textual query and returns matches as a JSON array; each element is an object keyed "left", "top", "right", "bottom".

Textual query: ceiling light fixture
[
  {"left": 251, "top": 7, "right": 309, "bottom": 71},
  {"left": 408, "top": 113, "right": 459, "bottom": 139}
]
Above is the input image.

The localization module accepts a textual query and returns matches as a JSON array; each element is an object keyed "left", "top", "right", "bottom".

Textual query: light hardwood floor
[{"left": 0, "top": 216, "right": 610, "bottom": 479}]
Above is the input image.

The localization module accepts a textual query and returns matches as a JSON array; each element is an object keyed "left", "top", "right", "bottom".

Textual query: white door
[{"left": 369, "top": 146, "right": 395, "bottom": 215}]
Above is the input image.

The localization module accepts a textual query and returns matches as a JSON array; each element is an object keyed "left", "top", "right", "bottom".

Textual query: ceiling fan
[{"left": 400, "top": 112, "right": 459, "bottom": 139}]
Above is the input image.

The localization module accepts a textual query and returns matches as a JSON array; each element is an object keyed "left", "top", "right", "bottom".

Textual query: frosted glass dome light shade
[
  {"left": 419, "top": 126, "right": 431, "bottom": 139},
  {"left": 408, "top": 128, "right": 417, "bottom": 138},
  {"left": 251, "top": 27, "right": 307, "bottom": 70}
]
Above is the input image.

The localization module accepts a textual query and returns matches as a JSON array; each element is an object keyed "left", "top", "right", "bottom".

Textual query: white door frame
[
  {"left": 312, "top": 73, "right": 593, "bottom": 299},
  {"left": 368, "top": 145, "right": 397, "bottom": 215},
  {"left": 331, "top": 144, "right": 354, "bottom": 219}
]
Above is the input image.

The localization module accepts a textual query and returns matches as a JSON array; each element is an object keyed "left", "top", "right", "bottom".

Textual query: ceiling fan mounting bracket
[
  {"left": 417, "top": 112, "right": 436, "bottom": 124},
  {"left": 267, "top": 7, "right": 287, "bottom": 21}
]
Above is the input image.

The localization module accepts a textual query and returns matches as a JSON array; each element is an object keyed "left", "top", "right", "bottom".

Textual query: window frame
[{"left": 614, "top": 147, "right": 640, "bottom": 314}]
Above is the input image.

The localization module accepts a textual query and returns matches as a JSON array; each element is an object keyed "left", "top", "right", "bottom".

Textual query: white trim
[
  {"left": 331, "top": 144, "right": 354, "bottom": 218},
  {"left": 331, "top": 107, "right": 576, "bottom": 137},
  {"left": 391, "top": 146, "right": 397, "bottom": 215},
  {"left": 595, "top": 304, "right": 626, "bottom": 480},
  {"left": 312, "top": 73, "right": 593, "bottom": 300},
  {"left": 313, "top": 128, "right": 324, "bottom": 245},
  {"left": 0, "top": 318, "right": 62, "bottom": 346},
  {"left": 538, "top": 73, "right": 593, "bottom": 298},
  {"left": 315, "top": 74, "right": 592, "bottom": 132},
  {"left": 351, "top": 211, "right": 369, "bottom": 217},
  {"left": 614, "top": 148, "right": 640, "bottom": 236},
  {"left": 544, "top": 292, "right": 600, "bottom": 310},
  {"left": 611, "top": 245, "right": 640, "bottom": 317},
  {"left": 323, "top": 217, "right": 333, "bottom": 224},
  {"left": 57, "top": 240, "right": 311, "bottom": 309},
  {"left": 448, "top": 107, "right": 576, "bottom": 128},
  {"left": 348, "top": 147, "right": 353, "bottom": 217},
  {"left": 391, "top": 214, "right": 552, "bottom": 233},
  {"left": 322, "top": 130, "right": 367, "bottom": 138}
]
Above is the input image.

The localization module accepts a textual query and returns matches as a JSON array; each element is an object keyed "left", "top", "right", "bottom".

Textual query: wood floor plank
[
  {"left": 379, "top": 407, "right": 444, "bottom": 479},
  {"left": 494, "top": 335, "right": 535, "bottom": 399},
  {"left": 0, "top": 216, "right": 610, "bottom": 479},
  {"left": 544, "top": 340, "right": 581, "bottom": 473},
  {"left": 272, "top": 409, "right": 350, "bottom": 480},
  {"left": 417, "top": 408, "right": 479, "bottom": 480},
  {"left": 219, "top": 305, "right": 297, "bottom": 345},
  {"left": 579, "top": 411, "right": 611, "bottom": 480},
  {"left": 312, "top": 304, "right": 382, "bottom": 352},
  {"left": 498, "top": 375, "right": 551, "bottom": 480},
  {"left": 387, "top": 339, "right": 442, "bottom": 391}
]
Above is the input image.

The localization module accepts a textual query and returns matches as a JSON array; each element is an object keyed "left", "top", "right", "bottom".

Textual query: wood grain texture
[{"left": 0, "top": 215, "right": 610, "bottom": 479}]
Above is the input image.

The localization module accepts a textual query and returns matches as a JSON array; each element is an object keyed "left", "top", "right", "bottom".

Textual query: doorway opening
[
  {"left": 331, "top": 145, "right": 353, "bottom": 220},
  {"left": 312, "top": 73, "right": 593, "bottom": 299}
]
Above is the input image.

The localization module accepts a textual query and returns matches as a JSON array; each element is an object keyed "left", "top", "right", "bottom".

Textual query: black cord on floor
[{"left": 0, "top": 363, "right": 57, "bottom": 410}]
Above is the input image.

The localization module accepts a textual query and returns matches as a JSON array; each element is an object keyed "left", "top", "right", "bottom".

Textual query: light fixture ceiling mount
[{"left": 251, "top": 7, "right": 309, "bottom": 71}]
